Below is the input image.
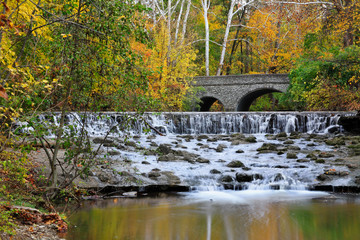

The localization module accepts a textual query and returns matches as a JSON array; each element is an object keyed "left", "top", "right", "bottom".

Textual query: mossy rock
[
  {"left": 325, "top": 137, "right": 345, "bottom": 146},
  {"left": 245, "top": 136, "right": 257, "bottom": 143},
  {"left": 226, "top": 160, "right": 245, "bottom": 168},
  {"left": 315, "top": 159, "right": 325, "bottom": 163},
  {"left": 286, "top": 152, "right": 297, "bottom": 159}
]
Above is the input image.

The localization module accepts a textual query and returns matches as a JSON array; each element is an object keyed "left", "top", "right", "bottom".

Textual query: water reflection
[{"left": 67, "top": 191, "right": 360, "bottom": 240}]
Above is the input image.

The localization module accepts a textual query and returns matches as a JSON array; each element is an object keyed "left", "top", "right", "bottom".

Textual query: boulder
[{"left": 227, "top": 160, "right": 245, "bottom": 168}]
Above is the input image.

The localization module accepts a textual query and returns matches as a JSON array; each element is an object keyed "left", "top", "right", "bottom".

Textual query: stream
[{"left": 54, "top": 112, "right": 360, "bottom": 240}]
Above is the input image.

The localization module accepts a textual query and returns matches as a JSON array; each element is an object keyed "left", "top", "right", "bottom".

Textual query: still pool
[{"left": 66, "top": 190, "right": 360, "bottom": 240}]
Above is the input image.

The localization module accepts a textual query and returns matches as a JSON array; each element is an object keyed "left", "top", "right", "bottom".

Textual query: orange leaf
[{"left": 0, "top": 85, "right": 8, "bottom": 100}]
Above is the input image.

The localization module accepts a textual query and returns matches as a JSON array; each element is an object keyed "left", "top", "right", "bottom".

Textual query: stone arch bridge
[{"left": 193, "top": 74, "right": 289, "bottom": 111}]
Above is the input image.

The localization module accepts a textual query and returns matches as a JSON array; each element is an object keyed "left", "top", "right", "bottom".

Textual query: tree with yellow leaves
[{"left": 147, "top": 21, "right": 197, "bottom": 111}]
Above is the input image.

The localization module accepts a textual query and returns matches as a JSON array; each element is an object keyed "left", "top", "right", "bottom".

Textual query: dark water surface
[{"left": 66, "top": 191, "right": 360, "bottom": 240}]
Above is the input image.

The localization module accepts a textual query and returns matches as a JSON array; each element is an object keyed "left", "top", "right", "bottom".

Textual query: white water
[{"left": 29, "top": 111, "right": 355, "bottom": 192}]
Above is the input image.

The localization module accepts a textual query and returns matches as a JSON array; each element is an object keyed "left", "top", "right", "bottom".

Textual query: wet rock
[
  {"left": 143, "top": 149, "right": 157, "bottom": 155},
  {"left": 230, "top": 133, "right": 245, "bottom": 139},
  {"left": 297, "top": 159, "right": 310, "bottom": 163},
  {"left": 315, "top": 159, "right": 325, "bottom": 163},
  {"left": 294, "top": 165, "right": 307, "bottom": 168},
  {"left": 93, "top": 137, "right": 114, "bottom": 144},
  {"left": 355, "top": 176, "right": 360, "bottom": 185},
  {"left": 235, "top": 173, "right": 252, "bottom": 182},
  {"left": 306, "top": 153, "right": 317, "bottom": 160},
  {"left": 235, "top": 173, "right": 263, "bottom": 182},
  {"left": 325, "top": 137, "right": 345, "bottom": 146},
  {"left": 210, "top": 169, "right": 221, "bottom": 174},
  {"left": 148, "top": 171, "right": 161, "bottom": 178},
  {"left": 160, "top": 171, "right": 181, "bottom": 185},
  {"left": 231, "top": 140, "right": 242, "bottom": 145},
  {"left": 274, "top": 165, "right": 289, "bottom": 169},
  {"left": 197, "top": 135, "right": 209, "bottom": 140},
  {"left": 196, "top": 157, "right": 210, "bottom": 163},
  {"left": 250, "top": 163, "right": 270, "bottom": 168},
  {"left": 226, "top": 160, "right": 245, "bottom": 168},
  {"left": 289, "top": 132, "right": 300, "bottom": 139},
  {"left": 157, "top": 144, "right": 173, "bottom": 155},
  {"left": 242, "top": 167, "right": 251, "bottom": 171},
  {"left": 287, "top": 145, "right": 300, "bottom": 151},
  {"left": 277, "top": 151, "right": 285, "bottom": 155},
  {"left": 216, "top": 144, "right": 227, "bottom": 152},
  {"left": 339, "top": 115, "right": 360, "bottom": 134},
  {"left": 286, "top": 152, "right": 297, "bottom": 159},
  {"left": 257, "top": 143, "right": 278, "bottom": 152},
  {"left": 316, "top": 174, "right": 330, "bottom": 181},
  {"left": 273, "top": 173, "right": 285, "bottom": 182},
  {"left": 157, "top": 153, "right": 176, "bottom": 162},
  {"left": 318, "top": 152, "right": 335, "bottom": 158},
  {"left": 347, "top": 164, "right": 358, "bottom": 169},
  {"left": 245, "top": 136, "right": 257, "bottom": 143},
  {"left": 283, "top": 140, "right": 294, "bottom": 144},
  {"left": 348, "top": 144, "right": 360, "bottom": 156},
  {"left": 236, "top": 149, "right": 244, "bottom": 153},
  {"left": 142, "top": 161, "right": 151, "bottom": 165},
  {"left": 307, "top": 143, "right": 316, "bottom": 147},
  {"left": 221, "top": 175, "right": 234, "bottom": 182},
  {"left": 327, "top": 126, "right": 340, "bottom": 134},
  {"left": 276, "top": 132, "right": 287, "bottom": 138}
]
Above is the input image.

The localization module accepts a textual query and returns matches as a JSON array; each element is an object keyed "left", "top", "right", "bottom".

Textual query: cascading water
[{"left": 31, "top": 111, "right": 356, "bottom": 192}]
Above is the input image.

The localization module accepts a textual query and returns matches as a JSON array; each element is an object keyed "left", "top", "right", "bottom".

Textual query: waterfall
[{"left": 37, "top": 111, "right": 352, "bottom": 137}]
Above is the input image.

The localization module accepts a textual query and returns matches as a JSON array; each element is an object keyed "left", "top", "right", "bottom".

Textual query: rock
[
  {"left": 230, "top": 140, "right": 242, "bottom": 146},
  {"left": 226, "top": 160, "right": 245, "bottom": 168},
  {"left": 316, "top": 174, "right": 330, "bottom": 181},
  {"left": 221, "top": 175, "right": 234, "bottom": 182},
  {"left": 242, "top": 167, "right": 251, "bottom": 171},
  {"left": 327, "top": 126, "right": 340, "bottom": 134},
  {"left": 93, "top": 137, "right": 114, "bottom": 144},
  {"left": 274, "top": 165, "right": 289, "bottom": 169},
  {"left": 306, "top": 153, "right": 317, "bottom": 160},
  {"left": 235, "top": 173, "right": 263, "bottom": 182},
  {"left": 250, "top": 163, "right": 270, "bottom": 168},
  {"left": 325, "top": 137, "right": 346, "bottom": 146},
  {"left": 315, "top": 159, "right": 325, "bottom": 163},
  {"left": 283, "top": 140, "right": 294, "bottom": 144},
  {"left": 235, "top": 149, "right": 244, "bottom": 153},
  {"left": 197, "top": 135, "right": 209, "bottom": 140},
  {"left": 160, "top": 171, "right": 182, "bottom": 185},
  {"left": 276, "top": 132, "right": 287, "bottom": 138},
  {"left": 287, "top": 145, "right": 300, "bottom": 151},
  {"left": 210, "top": 169, "right": 221, "bottom": 174},
  {"left": 273, "top": 173, "right": 285, "bottom": 182},
  {"left": 257, "top": 143, "right": 278, "bottom": 152},
  {"left": 216, "top": 144, "right": 227, "bottom": 152},
  {"left": 318, "top": 152, "right": 335, "bottom": 158},
  {"left": 157, "top": 144, "right": 173, "bottom": 155},
  {"left": 157, "top": 153, "right": 176, "bottom": 161},
  {"left": 297, "top": 159, "right": 310, "bottom": 163},
  {"left": 245, "top": 136, "right": 257, "bottom": 143},
  {"left": 148, "top": 171, "right": 161, "bottom": 178},
  {"left": 141, "top": 161, "right": 151, "bottom": 165},
  {"left": 235, "top": 173, "right": 253, "bottom": 182},
  {"left": 339, "top": 115, "right": 360, "bottom": 134},
  {"left": 286, "top": 152, "right": 297, "bottom": 159},
  {"left": 196, "top": 157, "right": 210, "bottom": 163}
]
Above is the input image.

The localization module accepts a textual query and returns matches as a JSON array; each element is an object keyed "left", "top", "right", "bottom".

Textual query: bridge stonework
[{"left": 193, "top": 74, "right": 289, "bottom": 111}]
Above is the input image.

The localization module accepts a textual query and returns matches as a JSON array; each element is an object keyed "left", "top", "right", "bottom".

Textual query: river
[{"left": 56, "top": 112, "right": 360, "bottom": 240}]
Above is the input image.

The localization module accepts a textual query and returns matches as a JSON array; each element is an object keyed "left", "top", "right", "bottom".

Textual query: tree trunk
[{"left": 201, "top": 0, "right": 210, "bottom": 76}]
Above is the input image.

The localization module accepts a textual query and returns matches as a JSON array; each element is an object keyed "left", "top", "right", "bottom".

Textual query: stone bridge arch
[{"left": 194, "top": 74, "right": 289, "bottom": 111}]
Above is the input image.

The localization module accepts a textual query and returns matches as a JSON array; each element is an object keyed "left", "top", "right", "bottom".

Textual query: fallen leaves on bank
[{"left": 1, "top": 205, "right": 67, "bottom": 239}]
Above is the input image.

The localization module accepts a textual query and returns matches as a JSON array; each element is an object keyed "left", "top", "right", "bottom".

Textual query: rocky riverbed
[{"left": 31, "top": 131, "right": 360, "bottom": 195}]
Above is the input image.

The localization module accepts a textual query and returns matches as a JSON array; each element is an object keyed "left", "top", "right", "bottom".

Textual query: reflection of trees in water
[{"left": 67, "top": 198, "right": 360, "bottom": 240}]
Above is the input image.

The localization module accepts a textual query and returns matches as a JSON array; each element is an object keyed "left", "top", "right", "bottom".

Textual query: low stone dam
[{"left": 34, "top": 111, "right": 360, "bottom": 194}]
